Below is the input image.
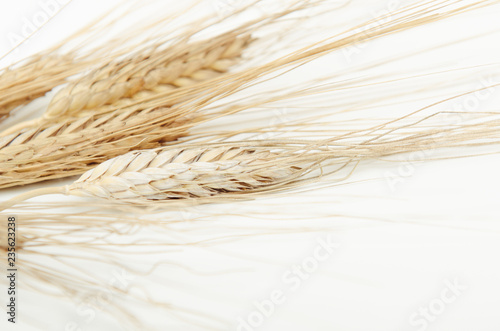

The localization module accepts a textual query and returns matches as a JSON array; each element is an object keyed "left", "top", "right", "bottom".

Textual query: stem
[
  {"left": 1, "top": 118, "right": 42, "bottom": 136},
  {"left": 0, "top": 186, "right": 67, "bottom": 212}
]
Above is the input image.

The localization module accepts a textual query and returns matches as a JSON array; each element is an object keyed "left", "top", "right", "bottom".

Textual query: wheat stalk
[
  {"left": 0, "top": 145, "right": 306, "bottom": 210},
  {"left": 69, "top": 146, "right": 300, "bottom": 200},
  {"left": 65, "top": 119, "right": 500, "bottom": 204}
]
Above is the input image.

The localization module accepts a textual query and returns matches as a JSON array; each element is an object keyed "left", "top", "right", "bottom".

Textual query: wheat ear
[
  {"left": 2, "top": 34, "right": 251, "bottom": 136},
  {"left": 47, "top": 34, "right": 251, "bottom": 118},
  {"left": 0, "top": 145, "right": 307, "bottom": 210}
]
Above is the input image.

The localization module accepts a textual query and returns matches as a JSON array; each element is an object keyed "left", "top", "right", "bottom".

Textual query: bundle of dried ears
[
  {"left": 0, "top": 0, "right": 491, "bottom": 190},
  {"left": 1, "top": 1, "right": 500, "bottom": 330}
]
